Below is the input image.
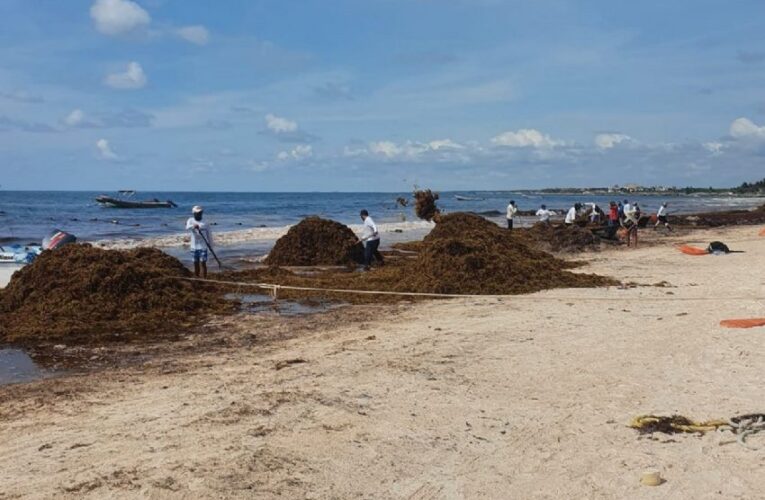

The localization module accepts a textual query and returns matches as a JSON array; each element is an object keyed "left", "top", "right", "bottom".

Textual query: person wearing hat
[
  {"left": 506, "top": 200, "right": 518, "bottom": 230},
  {"left": 359, "top": 209, "right": 384, "bottom": 271},
  {"left": 186, "top": 205, "right": 213, "bottom": 278}
]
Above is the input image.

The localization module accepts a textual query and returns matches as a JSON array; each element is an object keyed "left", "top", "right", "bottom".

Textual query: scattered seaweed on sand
[
  {"left": 0, "top": 244, "right": 233, "bottom": 345},
  {"left": 523, "top": 222, "right": 600, "bottom": 253},
  {"left": 672, "top": 204, "right": 765, "bottom": 227},
  {"left": 264, "top": 217, "right": 364, "bottom": 267},
  {"left": 414, "top": 189, "right": 440, "bottom": 222}
]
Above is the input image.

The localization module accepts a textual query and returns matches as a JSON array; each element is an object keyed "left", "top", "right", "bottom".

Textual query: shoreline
[{"left": 1, "top": 224, "right": 764, "bottom": 497}]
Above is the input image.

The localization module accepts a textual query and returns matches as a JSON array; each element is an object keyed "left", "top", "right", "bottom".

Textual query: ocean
[{"left": 1, "top": 190, "right": 763, "bottom": 264}]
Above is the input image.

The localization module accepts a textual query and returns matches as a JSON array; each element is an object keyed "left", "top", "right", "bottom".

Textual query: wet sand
[{"left": 1, "top": 225, "right": 764, "bottom": 498}]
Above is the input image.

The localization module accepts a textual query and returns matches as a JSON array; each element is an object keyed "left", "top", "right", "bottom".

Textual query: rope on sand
[
  {"left": 630, "top": 414, "right": 765, "bottom": 450},
  {"left": 730, "top": 415, "right": 765, "bottom": 450},
  {"left": 178, "top": 276, "right": 765, "bottom": 302}
]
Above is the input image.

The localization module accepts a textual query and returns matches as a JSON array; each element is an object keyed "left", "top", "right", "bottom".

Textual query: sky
[{"left": 0, "top": 0, "right": 764, "bottom": 192}]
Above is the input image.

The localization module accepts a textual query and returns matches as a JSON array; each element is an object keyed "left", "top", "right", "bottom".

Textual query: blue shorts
[{"left": 192, "top": 249, "right": 208, "bottom": 263}]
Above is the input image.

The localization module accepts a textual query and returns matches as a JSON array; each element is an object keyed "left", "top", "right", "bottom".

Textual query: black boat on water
[{"left": 96, "top": 194, "right": 178, "bottom": 209}]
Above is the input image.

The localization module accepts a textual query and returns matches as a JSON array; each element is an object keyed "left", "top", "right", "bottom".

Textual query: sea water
[{"left": 1, "top": 190, "right": 762, "bottom": 262}]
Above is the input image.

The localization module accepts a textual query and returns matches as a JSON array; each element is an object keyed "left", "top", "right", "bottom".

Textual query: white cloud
[
  {"left": 277, "top": 144, "right": 313, "bottom": 161},
  {"left": 729, "top": 117, "right": 765, "bottom": 140},
  {"left": 427, "top": 139, "right": 464, "bottom": 151},
  {"left": 368, "top": 141, "right": 402, "bottom": 158},
  {"left": 594, "top": 133, "right": 632, "bottom": 149},
  {"left": 703, "top": 141, "right": 725, "bottom": 155},
  {"left": 104, "top": 62, "right": 147, "bottom": 89},
  {"left": 64, "top": 109, "right": 85, "bottom": 127},
  {"left": 90, "top": 0, "right": 150, "bottom": 36},
  {"left": 175, "top": 25, "right": 210, "bottom": 45},
  {"left": 265, "top": 113, "right": 298, "bottom": 133},
  {"left": 96, "top": 139, "right": 119, "bottom": 160},
  {"left": 491, "top": 129, "right": 564, "bottom": 149},
  {"left": 361, "top": 139, "right": 467, "bottom": 160}
]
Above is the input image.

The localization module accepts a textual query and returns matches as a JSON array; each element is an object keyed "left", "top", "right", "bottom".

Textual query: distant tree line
[{"left": 734, "top": 178, "right": 765, "bottom": 193}]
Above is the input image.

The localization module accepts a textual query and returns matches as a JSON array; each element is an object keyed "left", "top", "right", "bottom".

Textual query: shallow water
[
  {"left": 2, "top": 190, "right": 761, "bottom": 248},
  {"left": 225, "top": 293, "right": 345, "bottom": 316},
  {"left": 0, "top": 348, "right": 48, "bottom": 385}
]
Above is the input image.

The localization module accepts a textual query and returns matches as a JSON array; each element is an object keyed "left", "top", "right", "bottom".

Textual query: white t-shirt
[
  {"left": 186, "top": 217, "right": 213, "bottom": 250},
  {"left": 657, "top": 205, "right": 667, "bottom": 217},
  {"left": 623, "top": 203, "right": 632, "bottom": 215},
  {"left": 361, "top": 216, "right": 379, "bottom": 242},
  {"left": 623, "top": 206, "right": 638, "bottom": 224},
  {"left": 506, "top": 204, "right": 518, "bottom": 220},
  {"left": 565, "top": 207, "right": 577, "bottom": 224},
  {"left": 536, "top": 208, "right": 555, "bottom": 222}
]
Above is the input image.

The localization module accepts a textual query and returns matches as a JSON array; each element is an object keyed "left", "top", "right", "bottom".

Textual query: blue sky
[{"left": 1, "top": 0, "right": 764, "bottom": 191}]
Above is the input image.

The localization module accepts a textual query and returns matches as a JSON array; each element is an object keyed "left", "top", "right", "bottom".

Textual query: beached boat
[
  {"left": 96, "top": 195, "right": 178, "bottom": 209},
  {"left": 454, "top": 195, "right": 484, "bottom": 201},
  {"left": 0, "top": 245, "right": 41, "bottom": 264}
]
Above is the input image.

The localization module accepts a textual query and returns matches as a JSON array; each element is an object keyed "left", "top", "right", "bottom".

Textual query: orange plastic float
[
  {"left": 677, "top": 245, "right": 709, "bottom": 256},
  {"left": 720, "top": 318, "right": 765, "bottom": 329}
]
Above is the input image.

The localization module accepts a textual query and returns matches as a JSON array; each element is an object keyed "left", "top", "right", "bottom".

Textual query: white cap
[{"left": 192, "top": 205, "right": 203, "bottom": 213}]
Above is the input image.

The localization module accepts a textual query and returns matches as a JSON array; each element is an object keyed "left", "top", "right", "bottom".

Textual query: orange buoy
[
  {"left": 720, "top": 318, "right": 765, "bottom": 329},
  {"left": 677, "top": 245, "right": 708, "bottom": 256}
]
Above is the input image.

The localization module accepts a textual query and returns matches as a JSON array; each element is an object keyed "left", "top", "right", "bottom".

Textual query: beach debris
[
  {"left": 672, "top": 204, "right": 765, "bottom": 227},
  {"left": 413, "top": 189, "right": 440, "bottom": 222},
  {"left": 759, "top": 227, "right": 765, "bottom": 236},
  {"left": 275, "top": 358, "right": 308, "bottom": 370},
  {"left": 630, "top": 414, "right": 765, "bottom": 449},
  {"left": 630, "top": 415, "right": 727, "bottom": 434},
  {"left": 42, "top": 229, "right": 76, "bottom": 251},
  {"left": 264, "top": 217, "right": 364, "bottom": 267},
  {"left": 0, "top": 244, "right": 232, "bottom": 345},
  {"left": 523, "top": 222, "right": 600, "bottom": 253},
  {"left": 640, "top": 470, "right": 664, "bottom": 487},
  {"left": 677, "top": 241, "right": 742, "bottom": 256},
  {"left": 719, "top": 318, "right": 765, "bottom": 329}
]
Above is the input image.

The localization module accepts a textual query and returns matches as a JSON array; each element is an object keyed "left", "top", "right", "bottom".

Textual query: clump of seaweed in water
[{"left": 414, "top": 189, "right": 440, "bottom": 222}]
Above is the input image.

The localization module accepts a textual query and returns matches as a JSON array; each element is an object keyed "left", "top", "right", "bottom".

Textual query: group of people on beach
[
  {"left": 506, "top": 199, "right": 673, "bottom": 247},
  {"left": 185, "top": 206, "right": 384, "bottom": 277},
  {"left": 186, "top": 197, "right": 675, "bottom": 279}
]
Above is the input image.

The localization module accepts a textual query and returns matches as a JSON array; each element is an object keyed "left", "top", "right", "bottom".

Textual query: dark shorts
[
  {"left": 658, "top": 215, "right": 668, "bottom": 223},
  {"left": 192, "top": 249, "right": 208, "bottom": 263},
  {"left": 507, "top": 218, "right": 514, "bottom": 229}
]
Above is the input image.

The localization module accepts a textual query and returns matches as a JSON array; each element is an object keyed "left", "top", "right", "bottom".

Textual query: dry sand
[
  {"left": 0, "top": 264, "right": 22, "bottom": 288},
  {"left": 1, "top": 225, "right": 764, "bottom": 498}
]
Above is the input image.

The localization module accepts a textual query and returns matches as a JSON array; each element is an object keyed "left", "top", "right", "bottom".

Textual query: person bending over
[{"left": 536, "top": 204, "right": 555, "bottom": 223}]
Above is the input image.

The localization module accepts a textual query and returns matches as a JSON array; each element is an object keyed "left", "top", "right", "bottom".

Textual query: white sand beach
[
  {"left": 1, "top": 225, "right": 763, "bottom": 498},
  {"left": 0, "top": 264, "right": 21, "bottom": 288}
]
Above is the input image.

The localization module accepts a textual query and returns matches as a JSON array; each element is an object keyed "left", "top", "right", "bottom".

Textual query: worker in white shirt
[
  {"left": 185, "top": 205, "right": 213, "bottom": 278},
  {"left": 506, "top": 200, "right": 518, "bottom": 230},
  {"left": 622, "top": 202, "right": 639, "bottom": 247},
  {"left": 359, "top": 209, "right": 384, "bottom": 270},
  {"left": 621, "top": 199, "right": 631, "bottom": 224},
  {"left": 565, "top": 203, "right": 581, "bottom": 225},
  {"left": 654, "top": 202, "right": 672, "bottom": 232},
  {"left": 535, "top": 204, "right": 555, "bottom": 223}
]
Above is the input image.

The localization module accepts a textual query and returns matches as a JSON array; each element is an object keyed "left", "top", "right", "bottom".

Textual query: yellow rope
[{"left": 178, "top": 276, "right": 765, "bottom": 302}]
